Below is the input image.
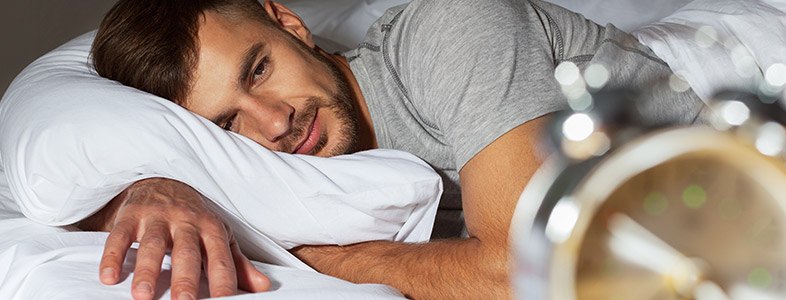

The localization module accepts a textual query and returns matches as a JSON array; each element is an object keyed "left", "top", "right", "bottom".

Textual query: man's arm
[
  {"left": 77, "top": 178, "right": 270, "bottom": 300},
  {"left": 292, "top": 116, "right": 550, "bottom": 299}
]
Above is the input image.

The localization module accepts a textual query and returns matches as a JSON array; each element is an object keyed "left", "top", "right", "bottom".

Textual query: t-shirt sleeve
[{"left": 396, "top": 0, "right": 570, "bottom": 171}]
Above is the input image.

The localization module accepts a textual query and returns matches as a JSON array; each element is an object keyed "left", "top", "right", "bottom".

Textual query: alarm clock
[{"left": 511, "top": 90, "right": 786, "bottom": 300}]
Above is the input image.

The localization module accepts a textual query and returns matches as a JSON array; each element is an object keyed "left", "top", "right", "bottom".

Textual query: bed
[{"left": 0, "top": 0, "right": 783, "bottom": 298}]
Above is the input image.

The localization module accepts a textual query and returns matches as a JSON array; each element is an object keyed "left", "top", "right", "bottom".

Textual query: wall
[{"left": 0, "top": 0, "right": 117, "bottom": 96}]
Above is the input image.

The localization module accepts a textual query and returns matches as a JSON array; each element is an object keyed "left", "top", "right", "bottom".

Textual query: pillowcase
[
  {"left": 632, "top": 0, "right": 786, "bottom": 101},
  {"left": 0, "top": 31, "right": 441, "bottom": 268}
]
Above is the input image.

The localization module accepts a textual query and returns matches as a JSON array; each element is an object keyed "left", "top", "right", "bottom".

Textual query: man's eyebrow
[
  {"left": 209, "top": 42, "right": 267, "bottom": 125},
  {"left": 238, "top": 41, "right": 266, "bottom": 87}
]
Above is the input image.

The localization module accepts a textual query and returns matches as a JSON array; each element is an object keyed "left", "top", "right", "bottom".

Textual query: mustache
[{"left": 278, "top": 97, "right": 321, "bottom": 153}]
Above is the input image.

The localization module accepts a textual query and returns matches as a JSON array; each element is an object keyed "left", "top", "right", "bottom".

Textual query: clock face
[{"left": 574, "top": 151, "right": 786, "bottom": 300}]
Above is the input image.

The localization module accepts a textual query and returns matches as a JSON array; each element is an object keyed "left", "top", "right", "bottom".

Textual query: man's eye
[
  {"left": 222, "top": 116, "right": 236, "bottom": 131},
  {"left": 252, "top": 57, "right": 270, "bottom": 82}
]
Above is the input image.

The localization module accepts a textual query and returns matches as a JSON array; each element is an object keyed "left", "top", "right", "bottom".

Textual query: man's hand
[{"left": 78, "top": 178, "right": 270, "bottom": 300}]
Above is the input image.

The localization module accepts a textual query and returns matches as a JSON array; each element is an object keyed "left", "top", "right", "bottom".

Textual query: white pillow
[
  {"left": 633, "top": 0, "right": 786, "bottom": 102},
  {"left": 0, "top": 31, "right": 441, "bottom": 268}
]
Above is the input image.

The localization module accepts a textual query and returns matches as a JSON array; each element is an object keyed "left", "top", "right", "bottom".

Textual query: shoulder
[
  {"left": 387, "top": 0, "right": 553, "bottom": 81},
  {"left": 399, "top": 0, "right": 532, "bottom": 33},
  {"left": 387, "top": 0, "right": 556, "bottom": 67}
]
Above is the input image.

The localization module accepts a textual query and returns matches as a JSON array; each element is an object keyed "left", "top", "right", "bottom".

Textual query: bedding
[
  {"left": 280, "top": 0, "right": 410, "bottom": 52},
  {"left": 0, "top": 0, "right": 774, "bottom": 299},
  {"left": 0, "top": 30, "right": 442, "bottom": 263},
  {"left": 633, "top": 0, "right": 786, "bottom": 102},
  {"left": 0, "top": 203, "right": 405, "bottom": 299},
  {"left": 280, "top": 0, "right": 694, "bottom": 52},
  {"left": 546, "top": 0, "right": 693, "bottom": 31},
  {"left": 0, "top": 29, "right": 439, "bottom": 298}
]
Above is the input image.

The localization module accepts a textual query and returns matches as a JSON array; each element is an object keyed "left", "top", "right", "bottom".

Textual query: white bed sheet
[
  {"left": 0, "top": 215, "right": 404, "bottom": 299},
  {"left": 0, "top": 164, "right": 405, "bottom": 299}
]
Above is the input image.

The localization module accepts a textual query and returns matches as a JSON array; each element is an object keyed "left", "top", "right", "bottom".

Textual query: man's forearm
[{"left": 293, "top": 237, "right": 509, "bottom": 299}]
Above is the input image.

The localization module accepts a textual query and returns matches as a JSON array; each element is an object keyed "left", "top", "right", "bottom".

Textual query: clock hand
[
  {"left": 694, "top": 280, "right": 731, "bottom": 300},
  {"left": 608, "top": 213, "right": 709, "bottom": 297}
]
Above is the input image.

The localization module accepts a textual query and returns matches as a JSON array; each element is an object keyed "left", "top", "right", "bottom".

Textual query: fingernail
[
  {"left": 100, "top": 268, "right": 115, "bottom": 281},
  {"left": 136, "top": 282, "right": 153, "bottom": 295},
  {"left": 178, "top": 292, "right": 195, "bottom": 300},
  {"left": 254, "top": 275, "right": 270, "bottom": 289}
]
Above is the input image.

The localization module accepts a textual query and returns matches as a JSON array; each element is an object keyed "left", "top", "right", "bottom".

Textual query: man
[{"left": 81, "top": 0, "right": 705, "bottom": 299}]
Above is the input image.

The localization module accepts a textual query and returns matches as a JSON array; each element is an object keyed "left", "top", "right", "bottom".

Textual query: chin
[{"left": 319, "top": 135, "right": 354, "bottom": 157}]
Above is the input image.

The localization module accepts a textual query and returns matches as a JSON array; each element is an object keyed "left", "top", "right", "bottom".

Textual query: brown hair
[{"left": 91, "top": 0, "right": 273, "bottom": 105}]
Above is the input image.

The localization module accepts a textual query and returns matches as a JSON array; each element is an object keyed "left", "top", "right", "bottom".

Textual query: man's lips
[{"left": 293, "top": 110, "right": 320, "bottom": 154}]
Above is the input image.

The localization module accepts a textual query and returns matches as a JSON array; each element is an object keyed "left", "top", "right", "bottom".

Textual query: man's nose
[{"left": 247, "top": 98, "right": 294, "bottom": 143}]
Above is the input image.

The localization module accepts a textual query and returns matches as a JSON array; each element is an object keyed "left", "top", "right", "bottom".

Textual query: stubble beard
[
  {"left": 278, "top": 39, "right": 359, "bottom": 157},
  {"left": 278, "top": 91, "right": 356, "bottom": 157},
  {"left": 304, "top": 42, "right": 359, "bottom": 157}
]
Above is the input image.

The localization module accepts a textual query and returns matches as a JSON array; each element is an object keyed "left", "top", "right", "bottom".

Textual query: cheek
[
  {"left": 268, "top": 66, "right": 327, "bottom": 96},
  {"left": 236, "top": 117, "right": 275, "bottom": 149},
  {"left": 276, "top": 49, "right": 336, "bottom": 93}
]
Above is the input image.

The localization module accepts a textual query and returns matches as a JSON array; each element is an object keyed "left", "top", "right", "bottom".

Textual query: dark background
[{"left": 0, "top": 0, "right": 118, "bottom": 96}]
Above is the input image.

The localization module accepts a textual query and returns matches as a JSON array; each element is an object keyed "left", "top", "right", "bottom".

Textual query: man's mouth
[{"left": 293, "top": 110, "right": 320, "bottom": 155}]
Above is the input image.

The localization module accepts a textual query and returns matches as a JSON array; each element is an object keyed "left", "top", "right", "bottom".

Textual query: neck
[{"left": 320, "top": 48, "right": 378, "bottom": 152}]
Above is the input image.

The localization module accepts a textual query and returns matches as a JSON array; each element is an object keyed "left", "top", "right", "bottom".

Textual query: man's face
[{"left": 186, "top": 11, "right": 357, "bottom": 157}]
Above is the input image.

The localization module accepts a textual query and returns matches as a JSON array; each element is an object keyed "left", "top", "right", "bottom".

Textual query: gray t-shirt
[{"left": 345, "top": 0, "right": 704, "bottom": 238}]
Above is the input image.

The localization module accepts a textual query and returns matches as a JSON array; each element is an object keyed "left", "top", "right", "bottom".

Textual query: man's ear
[{"left": 263, "top": 1, "right": 315, "bottom": 48}]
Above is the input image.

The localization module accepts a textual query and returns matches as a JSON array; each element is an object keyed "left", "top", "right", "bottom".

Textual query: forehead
[
  {"left": 197, "top": 10, "right": 272, "bottom": 56},
  {"left": 186, "top": 11, "right": 273, "bottom": 113}
]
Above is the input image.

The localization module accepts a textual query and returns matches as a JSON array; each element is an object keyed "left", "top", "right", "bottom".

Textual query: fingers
[
  {"left": 171, "top": 227, "right": 203, "bottom": 300},
  {"left": 131, "top": 221, "right": 171, "bottom": 300},
  {"left": 232, "top": 238, "right": 271, "bottom": 293},
  {"left": 94, "top": 179, "right": 263, "bottom": 299},
  {"left": 99, "top": 219, "right": 135, "bottom": 285},
  {"left": 203, "top": 229, "right": 238, "bottom": 298}
]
